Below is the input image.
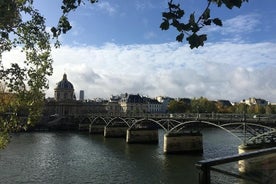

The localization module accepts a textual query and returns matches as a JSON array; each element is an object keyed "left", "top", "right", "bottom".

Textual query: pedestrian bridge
[
  {"left": 78, "top": 113, "right": 276, "bottom": 153},
  {"left": 78, "top": 113, "right": 276, "bottom": 183}
]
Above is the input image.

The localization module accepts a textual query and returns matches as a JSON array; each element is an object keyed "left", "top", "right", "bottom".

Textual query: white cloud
[
  {"left": 223, "top": 14, "right": 260, "bottom": 34},
  {"left": 135, "top": 1, "right": 155, "bottom": 11},
  {"left": 144, "top": 31, "right": 157, "bottom": 40},
  {"left": 205, "top": 14, "right": 261, "bottom": 42},
  {"left": 96, "top": 2, "right": 117, "bottom": 15},
  {"left": 2, "top": 42, "right": 276, "bottom": 102}
]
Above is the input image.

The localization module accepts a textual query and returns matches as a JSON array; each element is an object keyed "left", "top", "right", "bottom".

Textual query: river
[{"left": 0, "top": 129, "right": 242, "bottom": 184}]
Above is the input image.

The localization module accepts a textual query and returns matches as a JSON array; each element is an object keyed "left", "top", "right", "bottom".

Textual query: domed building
[
  {"left": 43, "top": 73, "right": 107, "bottom": 122},
  {"left": 54, "top": 73, "right": 76, "bottom": 101}
]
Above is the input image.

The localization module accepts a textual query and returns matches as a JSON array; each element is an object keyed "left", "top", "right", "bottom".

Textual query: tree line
[{"left": 168, "top": 97, "right": 276, "bottom": 114}]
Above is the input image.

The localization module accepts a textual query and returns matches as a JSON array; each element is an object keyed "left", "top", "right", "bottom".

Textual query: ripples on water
[{"left": 0, "top": 129, "right": 241, "bottom": 184}]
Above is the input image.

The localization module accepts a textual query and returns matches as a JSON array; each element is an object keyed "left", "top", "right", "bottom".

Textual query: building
[
  {"left": 156, "top": 96, "right": 174, "bottom": 113},
  {"left": 54, "top": 73, "right": 76, "bottom": 101},
  {"left": 143, "top": 97, "right": 162, "bottom": 113},
  {"left": 241, "top": 97, "right": 269, "bottom": 106},
  {"left": 119, "top": 93, "right": 147, "bottom": 114},
  {"left": 44, "top": 74, "right": 106, "bottom": 117},
  {"left": 216, "top": 100, "right": 233, "bottom": 107},
  {"left": 79, "top": 90, "right": 84, "bottom": 101}
]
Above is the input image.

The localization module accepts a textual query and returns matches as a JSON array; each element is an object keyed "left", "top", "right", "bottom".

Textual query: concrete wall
[
  {"left": 104, "top": 126, "right": 129, "bottom": 138},
  {"left": 126, "top": 129, "right": 158, "bottom": 144},
  {"left": 78, "top": 123, "right": 90, "bottom": 131},
  {"left": 89, "top": 124, "right": 105, "bottom": 134},
  {"left": 238, "top": 146, "right": 276, "bottom": 174},
  {"left": 163, "top": 133, "right": 203, "bottom": 154}
]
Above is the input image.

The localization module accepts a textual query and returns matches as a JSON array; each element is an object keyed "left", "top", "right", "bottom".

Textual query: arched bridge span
[{"left": 87, "top": 115, "right": 276, "bottom": 145}]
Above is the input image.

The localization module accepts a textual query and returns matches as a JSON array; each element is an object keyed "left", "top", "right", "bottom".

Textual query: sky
[{"left": 2, "top": 0, "right": 276, "bottom": 102}]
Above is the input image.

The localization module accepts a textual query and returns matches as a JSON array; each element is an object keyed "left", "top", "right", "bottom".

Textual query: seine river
[{"left": 0, "top": 129, "right": 242, "bottom": 184}]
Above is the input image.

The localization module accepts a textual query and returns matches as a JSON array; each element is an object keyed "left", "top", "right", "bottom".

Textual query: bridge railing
[
  {"left": 86, "top": 112, "right": 276, "bottom": 122},
  {"left": 196, "top": 147, "right": 276, "bottom": 184}
]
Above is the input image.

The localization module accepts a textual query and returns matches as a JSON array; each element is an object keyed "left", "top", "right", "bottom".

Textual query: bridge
[
  {"left": 77, "top": 113, "right": 276, "bottom": 154},
  {"left": 48, "top": 112, "right": 276, "bottom": 183}
]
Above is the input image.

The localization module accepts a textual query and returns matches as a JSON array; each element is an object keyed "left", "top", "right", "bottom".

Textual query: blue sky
[{"left": 3, "top": 0, "right": 276, "bottom": 102}]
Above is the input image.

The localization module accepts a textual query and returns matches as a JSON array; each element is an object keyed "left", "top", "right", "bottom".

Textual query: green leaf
[
  {"left": 50, "top": 27, "right": 57, "bottom": 37},
  {"left": 204, "top": 19, "right": 212, "bottom": 25},
  {"left": 176, "top": 9, "right": 184, "bottom": 18},
  {"left": 176, "top": 33, "right": 184, "bottom": 42},
  {"left": 160, "top": 20, "right": 170, "bottom": 30},
  {"left": 231, "top": 0, "right": 242, "bottom": 8},
  {"left": 186, "top": 34, "right": 207, "bottom": 49},
  {"left": 162, "top": 12, "right": 173, "bottom": 19},
  {"left": 171, "top": 19, "right": 180, "bottom": 31},
  {"left": 222, "top": 0, "right": 242, "bottom": 9},
  {"left": 189, "top": 13, "right": 195, "bottom": 24},
  {"left": 213, "top": 18, "right": 222, "bottom": 26}
]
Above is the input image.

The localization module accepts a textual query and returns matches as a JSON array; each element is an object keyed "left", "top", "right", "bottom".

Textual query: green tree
[
  {"left": 168, "top": 100, "right": 190, "bottom": 113},
  {"left": 0, "top": 0, "right": 53, "bottom": 148},
  {"left": 234, "top": 103, "right": 249, "bottom": 114},
  {"left": 265, "top": 105, "right": 272, "bottom": 115},
  {"left": 191, "top": 97, "right": 217, "bottom": 113}
]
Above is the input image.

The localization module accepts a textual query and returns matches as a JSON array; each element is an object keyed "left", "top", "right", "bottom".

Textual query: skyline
[{"left": 2, "top": 1, "right": 276, "bottom": 102}]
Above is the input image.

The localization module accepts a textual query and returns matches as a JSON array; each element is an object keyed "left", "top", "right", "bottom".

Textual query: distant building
[
  {"left": 79, "top": 90, "right": 84, "bottom": 101},
  {"left": 44, "top": 73, "right": 106, "bottom": 117},
  {"left": 156, "top": 96, "right": 174, "bottom": 113},
  {"left": 54, "top": 73, "right": 75, "bottom": 101},
  {"left": 119, "top": 93, "right": 147, "bottom": 114},
  {"left": 216, "top": 100, "right": 233, "bottom": 107},
  {"left": 241, "top": 97, "right": 269, "bottom": 106},
  {"left": 143, "top": 97, "right": 162, "bottom": 113}
]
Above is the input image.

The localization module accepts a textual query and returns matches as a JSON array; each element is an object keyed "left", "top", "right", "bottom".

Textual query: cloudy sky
[{"left": 3, "top": 0, "right": 276, "bottom": 102}]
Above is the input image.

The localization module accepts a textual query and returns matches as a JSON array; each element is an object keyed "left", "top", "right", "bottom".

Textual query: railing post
[{"left": 197, "top": 164, "right": 211, "bottom": 184}]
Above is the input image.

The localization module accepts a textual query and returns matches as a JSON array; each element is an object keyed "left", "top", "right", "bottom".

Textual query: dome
[{"left": 55, "top": 73, "right": 74, "bottom": 90}]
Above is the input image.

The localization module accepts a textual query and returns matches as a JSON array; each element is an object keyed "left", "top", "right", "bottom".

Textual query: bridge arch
[
  {"left": 129, "top": 118, "right": 184, "bottom": 132},
  {"left": 248, "top": 129, "right": 276, "bottom": 144},
  {"left": 106, "top": 117, "right": 131, "bottom": 127},
  {"left": 168, "top": 120, "right": 243, "bottom": 142},
  {"left": 90, "top": 116, "right": 108, "bottom": 126},
  {"left": 221, "top": 122, "right": 276, "bottom": 144}
]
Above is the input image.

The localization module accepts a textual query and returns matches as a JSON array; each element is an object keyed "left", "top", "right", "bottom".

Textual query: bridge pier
[
  {"left": 89, "top": 124, "right": 105, "bottom": 134},
  {"left": 78, "top": 123, "right": 90, "bottom": 131},
  {"left": 163, "top": 132, "right": 203, "bottom": 154},
  {"left": 126, "top": 129, "right": 158, "bottom": 144},
  {"left": 238, "top": 144, "right": 276, "bottom": 174},
  {"left": 104, "top": 126, "right": 128, "bottom": 138}
]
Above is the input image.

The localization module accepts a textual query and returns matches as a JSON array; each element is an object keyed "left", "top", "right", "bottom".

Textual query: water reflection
[{"left": 0, "top": 129, "right": 243, "bottom": 184}]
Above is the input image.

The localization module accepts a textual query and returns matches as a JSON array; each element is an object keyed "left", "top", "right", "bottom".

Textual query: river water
[{"left": 0, "top": 129, "right": 242, "bottom": 184}]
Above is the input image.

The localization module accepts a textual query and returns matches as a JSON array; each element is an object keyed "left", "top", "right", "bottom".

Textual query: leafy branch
[{"left": 160, "top": 0, "right": 248, "bottom": 49}]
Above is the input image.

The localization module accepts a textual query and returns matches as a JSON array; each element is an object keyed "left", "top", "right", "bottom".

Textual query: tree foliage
[
  {"left": 0, "top": 0, "right": 53, "bottom": 148},
  {"left": 168, "top": 100, "right": 190, "bottom": 113},
  {"left": 160, "top": 0, "right": 248, "bottom": 48}
]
